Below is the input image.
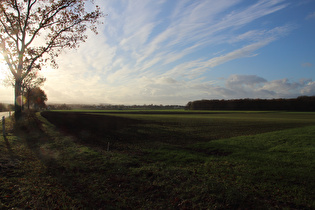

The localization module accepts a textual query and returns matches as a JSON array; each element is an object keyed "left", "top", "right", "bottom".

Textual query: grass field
[{"left": 1, "top": 110, "right": 315, "bottom": 209}]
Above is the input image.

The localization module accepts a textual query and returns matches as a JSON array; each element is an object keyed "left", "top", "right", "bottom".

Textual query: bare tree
[{"left": 0, "top": 0, "right": 103, "bottom": 120}]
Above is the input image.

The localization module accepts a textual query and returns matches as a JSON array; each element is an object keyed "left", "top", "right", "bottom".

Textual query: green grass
[
  {"left": 0, "top": 111, "right": 314, "bottom": 209},
  {"left": 148, "top": 126, "right": 315, "bottom": 208}
]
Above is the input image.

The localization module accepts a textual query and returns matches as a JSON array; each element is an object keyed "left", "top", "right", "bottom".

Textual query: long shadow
[
  {"left": 32, "top": 111, "right": 315, "bottom": 153},
  {"left": 41, "top": 111, "right": 309, "bottom": 151},
  {"left": 41, "top": 111, "right": 149, "bottom": 150},
  {"left": 3, "top": 136, "right": 18, "bottom": 160},
  {"left": 13, "top": 113, "right": 115, "bottom": 208}
]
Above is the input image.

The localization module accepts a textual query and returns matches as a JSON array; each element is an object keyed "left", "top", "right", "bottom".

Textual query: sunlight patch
[{"left": 16, "top": 95, "right": 26, "bottom": 106}]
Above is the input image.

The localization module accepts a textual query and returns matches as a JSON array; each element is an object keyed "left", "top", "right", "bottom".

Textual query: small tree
[
  {"left": 23, "top": 70, "right": 46, "bottom": 109},
  {"left": 28, "top": 86, "right": 47, "bottom": 110},
  {"left": 0, "top": 0, "right": 103, "bottom": 120},
  {"left": 0, "top": 103, "right": 5, "bottom": 112},
  {"left": 4, "top": 69, "right": 46, "bottom": 110}
]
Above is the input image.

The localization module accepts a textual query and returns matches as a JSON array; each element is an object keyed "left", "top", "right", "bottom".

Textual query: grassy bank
[{"left": 1, "top": 111, "right": 314, "bottom": 209}]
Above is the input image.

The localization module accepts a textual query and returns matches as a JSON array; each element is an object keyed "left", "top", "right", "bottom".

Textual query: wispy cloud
[
  {"left": 302, "top": 62, "right": 313, "bottom": 67},
  {"left": 29, "top": 0, "right": 311, "bottom": 105},
  {"left": 99, "top": 0, "right": 291, "bottom": 74},
  {"left": 301, "top": 81, "right": 315, "bottom": 95},
  {"left": 306, "top": 11, "right": 315, "bottom": 19}
]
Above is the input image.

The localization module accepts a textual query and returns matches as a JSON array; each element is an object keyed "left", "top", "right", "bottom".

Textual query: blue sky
[{"left": 1, "top": 0, "right": 315, "bottom": 105}]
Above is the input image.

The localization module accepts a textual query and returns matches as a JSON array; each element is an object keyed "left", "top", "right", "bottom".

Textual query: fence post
[{"left": 2, "top": 116, "right": 5, "bottom": 137}]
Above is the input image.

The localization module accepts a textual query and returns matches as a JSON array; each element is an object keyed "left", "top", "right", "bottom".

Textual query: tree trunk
[
  {"left": 14, "top": 79, "right": 23, "bottom": 121},
  {"left": 27, "top": 88, "right": 31, "bottom": 110}
]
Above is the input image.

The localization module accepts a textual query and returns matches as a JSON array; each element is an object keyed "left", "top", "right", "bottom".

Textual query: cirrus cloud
[{"left": 1, "top": 0, "right": 313, "bottom": 105}]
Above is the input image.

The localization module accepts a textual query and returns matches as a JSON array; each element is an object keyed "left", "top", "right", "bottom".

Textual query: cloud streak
[
  {"left": 1, "top": 0, "right": 312, "bottom": 105},
  {"left": 43, "top": 0, "right": 298, "bottom": 104},
  {"left": 98, "top": 0, "right": 291, "bottom": 75}
]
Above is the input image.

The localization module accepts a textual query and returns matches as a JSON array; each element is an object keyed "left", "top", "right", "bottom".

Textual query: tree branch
[
  {"left": 23, "top": 17, "right": 86, "bottom": 79},
  {"left": 0, "top": 17, "right": 18, "bottom": 43},
  {"left": 19, "top": 0, "right": 36, "bottom": 71},
  {"left": 14, "top": 0, "right": 22, "bottom": 33},
  {"left": 25, "top": 2, "right": 71, "bottom": 48},
  {"left": 2, "top": 48, "right": 17, "bottom": 78}
]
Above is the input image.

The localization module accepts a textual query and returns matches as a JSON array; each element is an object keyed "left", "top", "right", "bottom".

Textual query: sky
[{"left": 1, "top": 0, "right": 315, "bottom": 105}]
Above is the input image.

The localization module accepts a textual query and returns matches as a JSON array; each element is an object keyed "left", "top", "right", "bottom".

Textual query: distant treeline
[
  {"left": 47, "top": 103, "right": 184, "bottom": 110},
  {"left": 185, "top": 96, "right": 315, "bottom": 111},
  {"left": 47, "top": 104, "right": 72, "bottom": 110},
  {"left": 0, "top": 103, "right": 14, "bottom": 112}
]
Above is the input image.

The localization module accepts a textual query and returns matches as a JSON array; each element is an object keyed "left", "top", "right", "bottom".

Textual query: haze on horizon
[{"left": 1, "top": 0, "right": 315, "bottom": 105}]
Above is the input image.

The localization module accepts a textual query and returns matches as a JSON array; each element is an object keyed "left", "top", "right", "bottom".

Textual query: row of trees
[
  {"left": 0, "top": 86, "right": 47, "bottom": 112},
  {"left": 0, "top": 86, "right": 46, "bottom": 112},
  {"left": 48, "top": 104, "right": 72, "bottom": 110},
  {"left": 0, "top": 0, "right": 103, "bottom": 120},
  {"left": 48, "top": 104, "right": 185, "bottom": 110},
  {"left": 186, "top": 96, "right": 315, "bottom": 111},
  {"left": 24, "top": 86, "right": 47, "bottom": 110},
  {"left": 0, "top": 103, "right": 13, "bottom": 112},
  {"left": 3, "top": 68, "right": 47, "bottom": 110}
]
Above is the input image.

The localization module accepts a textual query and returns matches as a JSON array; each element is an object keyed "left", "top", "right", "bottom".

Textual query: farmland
[{"left": 1, "top": 110, "right": 315, "bottom": 209}]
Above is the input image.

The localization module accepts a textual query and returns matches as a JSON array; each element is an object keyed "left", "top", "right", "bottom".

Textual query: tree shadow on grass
[
  {"left": 1, "top": 117, "right": 21, "bottom": 175},
  {"left": 41, "top": 111, "right": 155, "bottom": 150},
  {"left": 12, "top": 112, "right": 117, "bottom": 208},
  {"left": 0, "top": 136, "right": 23, "bottom": 182},
  {"left": 39, "top": 112, "right": 199, "bottom": 153},
  {"left": 19, "top": 111, "right": 315, "bottom": 209},
  {"left": 3, "top": 136, "right": 16, "bottom": 159},
  {"left": 41, "top": 111, "right": 142, "bottom": 134}
]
